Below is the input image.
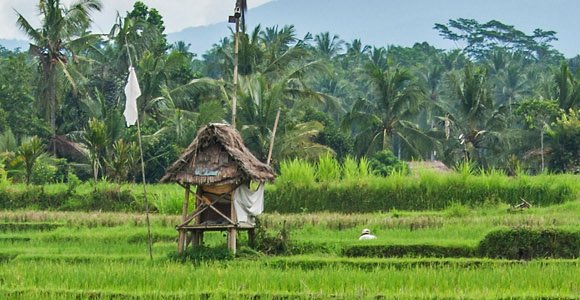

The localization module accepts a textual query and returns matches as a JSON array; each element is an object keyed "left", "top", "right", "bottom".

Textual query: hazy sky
[{"left": 0, "top": 0, "right": 273, "bottom": 40}]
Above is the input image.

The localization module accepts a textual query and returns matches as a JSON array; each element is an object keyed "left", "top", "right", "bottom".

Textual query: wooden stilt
[
  {"left": 178, "top": 186, "right": 190, "bottom": 254},
  {"left": 228, "top": 228, "right": 237, "bottom": 254},
  {"left": 229, "top": 189, "right": 238, "bottom": 254},
  {"left": 177, "top": 228, "right": 185, "bottom": 253}
]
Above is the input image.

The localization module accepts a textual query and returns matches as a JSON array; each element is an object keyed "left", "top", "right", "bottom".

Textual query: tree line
[{"left": 0, "top": 0, "right": 578, "bottom": 184}]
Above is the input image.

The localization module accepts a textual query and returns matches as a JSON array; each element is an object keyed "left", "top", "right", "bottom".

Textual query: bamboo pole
[
  {"left": 232, "top": 17, "right": 239, "bottom": 128},
  {"left": 125, "top": 39, "right": 153, "bottom": 261},
  {"left": 136, "top": 119, "right": 153, "bottom": 261},
  {"left": 266, "top": 108, "right": 281, "bottom": 165}
]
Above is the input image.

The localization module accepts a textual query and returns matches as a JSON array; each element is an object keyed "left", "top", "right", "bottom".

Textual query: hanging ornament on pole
[{"left": 123, "top": 66, "right": 140, "bottom": 127}]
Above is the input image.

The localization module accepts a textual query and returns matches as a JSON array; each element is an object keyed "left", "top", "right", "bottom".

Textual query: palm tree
[
  {"left": 553, "top": 63, "right": 580, "bottom": 110},
  {"left": 514, "top": 99, "right": 560, "bottom": 172},
  {"left": 16, "top": 0, "right": 103, "bottom": 149},
  {"left": 343, "top": 48, "right": 430, "bottom": 158},
  {"left": 442, "top": 63, "right": 506, "bottom": 165},
  {"left": 17, "top": 136, "right": 46, "bottom": 185},
  {"left": 106, "top": 139, "right": 138, "bottom": 183},
  {"left": 82, "top": 118, "right": 108, "bottom": 182},
  {"left": 237, "top": 69, "right": 329, "bottom": 160},
  {"left": 343, "top": 39, "right": 371, "bottom": 67},
  {"left": 236, "top": 40, "right": 330, "bottom": 161},
  {"left": 313, "top": 32, "right": 344, "bottom": 59}
]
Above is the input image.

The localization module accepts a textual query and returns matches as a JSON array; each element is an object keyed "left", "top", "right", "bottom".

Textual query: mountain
[
  {"left": 0, "top": 39, "right": 29, "bottom": 51},
  {"left": 168, "top": 0, "right": 580, "bottom": 58}
]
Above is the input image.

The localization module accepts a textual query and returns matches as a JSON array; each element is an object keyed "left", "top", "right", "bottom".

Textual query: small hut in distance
[{"left": 161, "top": 123, "right": 276, "bottom": 254}]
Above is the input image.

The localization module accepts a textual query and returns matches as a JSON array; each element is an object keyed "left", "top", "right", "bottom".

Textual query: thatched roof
[
  {"left": 408, "top": 160, "right": 452, "bottom": 173},
  {"left": 160, "top": 123, "right": 275, "bottom": 185},
  {"left": 52, "top": 135, "right": 88, "bottom": 163}
]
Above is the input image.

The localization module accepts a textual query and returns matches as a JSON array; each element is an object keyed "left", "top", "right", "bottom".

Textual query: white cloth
[
  {"left": 233, "top": 184, "right": 265, "bottom": 224},
  {"left": 359, "top": 234, "right": 376, "bottom": 240},
  {"left": 123, "top": 67, "right": 141, "bottom": 126}
]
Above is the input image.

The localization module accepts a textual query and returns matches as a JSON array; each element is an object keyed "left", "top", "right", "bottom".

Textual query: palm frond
[{"left": 15, "top": 12, "right": 44, "bottom": 44}]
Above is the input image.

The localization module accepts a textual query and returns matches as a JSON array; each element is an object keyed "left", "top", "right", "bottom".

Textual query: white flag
[{"left": 123, "top": 66, "right": 141, "bottom": 126}]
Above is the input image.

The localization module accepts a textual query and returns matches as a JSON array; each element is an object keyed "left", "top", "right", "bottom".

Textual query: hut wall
[{"left": 197, "top": 184, "right": 235, "bottom": 225}]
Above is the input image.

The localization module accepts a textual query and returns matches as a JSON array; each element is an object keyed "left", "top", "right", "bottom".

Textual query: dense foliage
[
  {"left": 477, "top": 227, "right": 580, "bottom": 259},
  {"left": 1, "top": 1, "right": 580, "bottom": 187}
]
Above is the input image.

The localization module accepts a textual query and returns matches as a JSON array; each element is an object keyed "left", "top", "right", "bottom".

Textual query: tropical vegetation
[{"left": 1, "top": 2, "right": 579, "bottom": 186}]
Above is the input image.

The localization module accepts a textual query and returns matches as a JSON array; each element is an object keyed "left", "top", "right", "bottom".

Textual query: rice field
[{"left": 0, "top": 200, "right": 579, "bottom": 299}]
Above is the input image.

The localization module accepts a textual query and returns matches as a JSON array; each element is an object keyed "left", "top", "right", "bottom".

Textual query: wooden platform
[
  {"left": 177, "top": 223, "right": 256, "bottom": 253},
  {"left": 178, "top": 223, "right": 255, "bottom": 231}
]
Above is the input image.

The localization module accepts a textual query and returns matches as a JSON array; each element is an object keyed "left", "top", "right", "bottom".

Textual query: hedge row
[
  {"left": 478, "top": 228, "right": 580, "bottom": 260},
  {"left": 342, "top": 228, "right": 580, "bottom": 260},
  {"left": 0, "top": 174, "right": 577, "bottom": 213},
  {"left": 343, "top": 244, "right": 475, "bottom": 258},
  {"left": 0, "top": 185, "right": 139, "bottom": 212},
  {"left": 265, "top": 174, "right": 578, "bottom": 213}
]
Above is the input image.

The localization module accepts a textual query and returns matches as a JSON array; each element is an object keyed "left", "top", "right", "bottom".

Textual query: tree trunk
[
  {"left": 42, "top": 59, "right": 58, "bottom": 155},
  {"left": 382, "top": 129, "right": 388, "bottom": 151},
  {"left": 540, "top": 130, "right": 545, "bottom": 173}
]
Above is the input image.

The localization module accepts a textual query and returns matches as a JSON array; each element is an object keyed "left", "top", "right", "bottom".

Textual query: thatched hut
[
  {"left": 407, "top": 160, "right": 452, "bottom": 174},
  {"left": 161, "top": 123, "right": 275, "bottom": 254}
]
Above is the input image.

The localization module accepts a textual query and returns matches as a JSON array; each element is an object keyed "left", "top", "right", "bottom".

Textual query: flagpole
[
  {"left": 136, "top": 118, "right": 153, "bottom": 261},
  {"left": 125, "top": 40, "right": 153, "bottom": 261}
]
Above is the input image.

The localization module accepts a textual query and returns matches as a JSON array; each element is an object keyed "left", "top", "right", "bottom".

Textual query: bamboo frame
[{"left": 176, "top": 182, "right": 247, "bottom": 255}]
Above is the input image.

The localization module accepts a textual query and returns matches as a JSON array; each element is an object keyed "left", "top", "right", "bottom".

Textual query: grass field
[{"left": 0, "top": 200, "right": 579, "bottom": 299}]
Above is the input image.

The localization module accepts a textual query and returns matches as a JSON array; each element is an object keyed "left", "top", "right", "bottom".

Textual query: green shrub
[
  {"left": 83, "top": 186, "right": 137, "bottom": 212},
  {"left": 477, "top": 227, "right": 580, "bottom": 260},
  {"left": 0, "top": 185, "right": 67, "bottom": 210},
  {"left": 253, "top": 218, "right": 292, "bottom": 255},
  {"left": 445, "top": 202, "right": 471, "bottom": 217},
  {"left": 30, "top": 157, "right": 57, "bottom": 185},
  {"left": 0, "top": 158, "right": 8, "bottom": 184},
  {"left": 342, "top": 244, "right": 475, "bottom": 258},
  {"left": 369, "top": 150, "right": 409, "bottom": 176}
]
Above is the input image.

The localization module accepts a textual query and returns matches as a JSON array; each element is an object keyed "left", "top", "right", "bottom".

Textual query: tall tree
[
  {"left": 514, "top": 99, "right": 560, "bottom": 172},
  {"left": 442, "top": 63, "right": 506, "bottom": 165},
  {"left": 553, "top": 63, "right": 580, "bottom": 110},
  {"left": 343, "top": 48, "right": 430, "bottom": 158},
  {"left": 0, "top": 52, "right": 48, "bottom": 139},
  {"left": 549, "top": 109, "right": 580, "bottom": 173},
  {"left": 16, "top": 0, "right": 103, "bottom": 149},
  {"left": 434, "top": 18, "right": 562, "bottom": 61},
  {"left": 313, "top": 32, "right": 344, "bottom": 59}
]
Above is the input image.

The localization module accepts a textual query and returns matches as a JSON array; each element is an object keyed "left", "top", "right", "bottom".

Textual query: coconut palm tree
[
  {"left": 343, "top": 48, "right": 431, "bottom": 158},
  {"left": 16, "top": 0, "right": 103, "bottom": 150},
  {"left": 442, "top": 63, "right": 507, "bottom": 165},
  {"left": 553, "top": 63, "right": 580, "bottom": 110},
  {"left": 313, "top": 32, "right": 344, "bottom": 59},
  {"left": 237, "top": 65, "right": 330, "bottom": 161}
]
